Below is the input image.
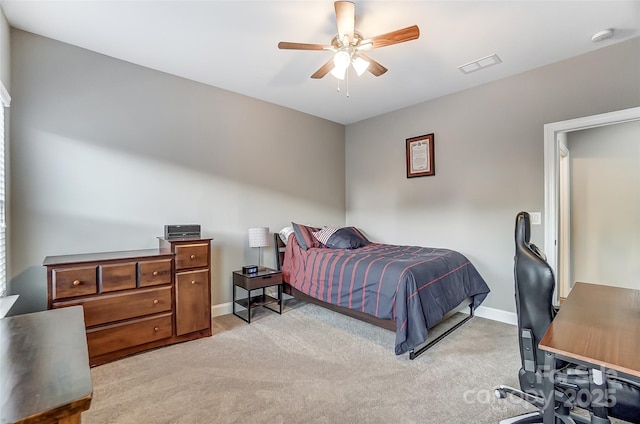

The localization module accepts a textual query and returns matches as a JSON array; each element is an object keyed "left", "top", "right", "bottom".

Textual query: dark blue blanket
[{"left": 283, "top": 240, "right": 490, "bottom": 355}]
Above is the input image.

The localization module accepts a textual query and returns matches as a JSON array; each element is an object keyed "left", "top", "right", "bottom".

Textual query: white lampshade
[
  {"left": 330, "top": 66, "right": 347, "bottom": 80},
  {"left": 331, "top": 50, "right": 350, "bottom": 80},
  {"left": 333, "top": 50, "right": 350, "bottom": 69},
  {"left": 248, "top": 227, "right": 270, "bottom": 248},
  {"left": 352, "top": 56, "right": 370, "bottom": 76}
]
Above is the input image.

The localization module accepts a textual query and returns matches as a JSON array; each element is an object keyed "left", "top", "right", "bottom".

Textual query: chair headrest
[
  {"left": 515, "top": 211, "right": 547, "bottom": 261},
  {"left": 515, "top": 211, "right": 531, "bottom": 246}
]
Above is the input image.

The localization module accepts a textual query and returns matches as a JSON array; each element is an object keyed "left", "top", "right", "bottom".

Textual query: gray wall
[
  {"left": 568, "top": 120, "right": 640, "bottom": 290},
  {"left": 8, "top": 27, "right": 640, "bottom": 317},
  {"left": 8, "top": 29, "right": 345, "bottom": 314},
  {"left": 345, "top": 37, "right": 640, "bottom": 313}
]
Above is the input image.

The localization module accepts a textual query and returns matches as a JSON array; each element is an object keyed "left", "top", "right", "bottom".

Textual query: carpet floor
[{"left": 83, "top": 301, "right": 537, "bottom": 423}]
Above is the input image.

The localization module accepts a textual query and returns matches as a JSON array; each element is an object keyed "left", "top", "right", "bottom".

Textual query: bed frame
[{"left": 273, "top": 234, "right": 475, "bottom": 359}]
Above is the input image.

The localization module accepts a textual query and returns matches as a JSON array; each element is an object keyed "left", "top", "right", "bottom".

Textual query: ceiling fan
[{"left": 278, "top": 1, "right": 420, "bottom": 80}]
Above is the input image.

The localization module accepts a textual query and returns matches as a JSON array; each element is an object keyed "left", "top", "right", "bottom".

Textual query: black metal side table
[{"left": 232, "top": 268, "right": 283, "bottom": 323}]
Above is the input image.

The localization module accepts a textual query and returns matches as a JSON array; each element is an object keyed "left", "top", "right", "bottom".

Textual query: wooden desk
[
  {"left": 0, "top": 306, "right": 93, "bottom": 424},
  {"left": 539, "top": 282, "right": 640, "bottom": 423}
]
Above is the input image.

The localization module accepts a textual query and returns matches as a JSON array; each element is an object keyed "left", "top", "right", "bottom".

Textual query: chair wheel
[{"left": 495, "top": 388, "right": 506, "bottom": 399}]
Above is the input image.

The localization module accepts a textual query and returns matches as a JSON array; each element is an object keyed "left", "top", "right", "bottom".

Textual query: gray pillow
[{"left": 323, "top": 227, "right": 370, "bottom": 249}]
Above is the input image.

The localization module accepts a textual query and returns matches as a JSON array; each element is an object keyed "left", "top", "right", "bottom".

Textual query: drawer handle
[
  {"left": 153, "top": 299, "right": 159, "bottom": 304},
  {"left": 191, "top": 280, "right": 196, "bottom": 285},
  {"left": 190, "top": 254, "right": 196, "bottom": 260},
  {"left": 152, "top": 271, "right": 159, "bottom": 276},
  {"left": 73, "top": 280, "right": 81, "bottom": 286},
  {"left": 154, "top": 326, "right": 160, "bottom": 332}
]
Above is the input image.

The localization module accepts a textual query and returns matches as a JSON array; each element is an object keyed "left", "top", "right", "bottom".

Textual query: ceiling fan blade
[
  {"left": 278, "top": 42, "right": 331, "bottom": 51},
  {"left": 311, "top": 58, "right": 335, "bottom": 79},
  {"left": 358, "top": 53, "right": 387, "bottom": 77},
  {"left": 359, "top": 25, "right": 420, "bottom": 50},
  {"left": 335, "top": 1, "right": 355, "bottom": 45}
]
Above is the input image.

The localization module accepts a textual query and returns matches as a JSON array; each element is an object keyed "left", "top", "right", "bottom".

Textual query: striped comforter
[{"left": 282, "top": 238, "right": 490, "bottom": 355}]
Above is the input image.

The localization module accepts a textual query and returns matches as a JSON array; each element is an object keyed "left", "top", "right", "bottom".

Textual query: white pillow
[
  {"left": 279, "top": 226, "right": 295, "bottom": 245},
  {"left": 312, "top": 226, "right": 341, "bottom": 246}
]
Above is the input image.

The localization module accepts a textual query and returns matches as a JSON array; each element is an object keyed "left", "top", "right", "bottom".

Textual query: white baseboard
[
  {"left": 211, "top": 302, "right": 232, "bottom": 318},
  {"left": 212, "top": 301, "right": 518, "bottom": 326},
  {"left": 469, "top": 305, "right": 517, "bottom": 326}
]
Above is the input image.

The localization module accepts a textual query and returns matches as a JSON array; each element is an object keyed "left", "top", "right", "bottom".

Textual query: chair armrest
[{"left": 608, "top": 374, "right": 640, "bottom": 390}]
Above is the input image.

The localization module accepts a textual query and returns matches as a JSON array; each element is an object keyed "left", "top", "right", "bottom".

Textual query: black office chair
[{"left": 496, "top": 211, "right": 640, "bottom": 424}]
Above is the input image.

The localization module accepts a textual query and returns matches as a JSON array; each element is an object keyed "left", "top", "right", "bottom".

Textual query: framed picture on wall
[{"left": 406, "top": 133, "right": 435, "bottom": 178}]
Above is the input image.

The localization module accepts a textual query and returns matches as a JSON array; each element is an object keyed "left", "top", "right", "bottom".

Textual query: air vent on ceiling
[{"left": 458, "top": 53, "right": 502, "bottom": 74}]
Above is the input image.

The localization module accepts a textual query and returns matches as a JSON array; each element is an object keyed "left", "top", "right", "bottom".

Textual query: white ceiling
[{"left": 2, "top": 1, "right": 639, "bottom": 125}]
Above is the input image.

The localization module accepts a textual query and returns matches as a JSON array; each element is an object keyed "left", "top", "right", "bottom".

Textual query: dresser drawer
[
  {"left": 139, "top": 259, "right": 172, "bottom": 287},
  {"left": 233, "top": 271, "right": 282, "bottom": 291},
  {"left": 99, "top": 262, "right": 136, "bottom": 293},
  {"left": 52, "top": 266, "right": 97, "bottom": 300},
  {"left": 86, "top": 313, "right": 173, "bottom": 357},
  {"left": 58, "top": 286, "right": 172, "bottom": 327},
  {"left": 175, "top": 243, "right": 209, "bottom": 270}
]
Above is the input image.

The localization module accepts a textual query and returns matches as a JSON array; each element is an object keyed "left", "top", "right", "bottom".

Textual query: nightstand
[{"left": 232, "top": 268, "right": 282, "bottom": 323}]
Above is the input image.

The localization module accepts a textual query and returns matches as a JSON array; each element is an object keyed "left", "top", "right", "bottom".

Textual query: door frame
[
  {"left": 557, "top": 136, "right": 570, "bottom": 299},
  {"left": 543, "top": 106, "right": 640, "bottom": 303}
]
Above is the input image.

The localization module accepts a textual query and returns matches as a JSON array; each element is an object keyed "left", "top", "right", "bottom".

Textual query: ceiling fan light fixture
[
  {"left": 330, "top": 65, "right": 347, "bottom": 80},
  {"left": 333, "top": 50, "right": 351, "bottom": 70},
  {"left": 278, "top": 1, "right": 419, "bottom": 80},
  {"left": 331, "top": 50, "right": 351, "bottom": 80},
  {"left": 352, "top": 56, "right": 370, "bottom": 76}
]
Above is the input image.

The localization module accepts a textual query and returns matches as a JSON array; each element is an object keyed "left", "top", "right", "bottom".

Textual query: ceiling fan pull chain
[{"left": 346, "top": 69, "right": 350, "bottom": 98}]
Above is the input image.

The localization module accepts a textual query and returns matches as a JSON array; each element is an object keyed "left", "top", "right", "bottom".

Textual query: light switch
[{"left": 530, "top": 212, "right": 541, "bottom": 225}]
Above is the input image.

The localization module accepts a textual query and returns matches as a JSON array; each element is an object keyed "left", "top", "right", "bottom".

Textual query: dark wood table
[
  {"left": 232, "top": 268, "right": 283, "bottom": 323},
  {"left": 539, "top": 282, "right": 640, "bottom": 423},
  {"left": 0, "top": 306, "right": 93, "bottom": 424}
]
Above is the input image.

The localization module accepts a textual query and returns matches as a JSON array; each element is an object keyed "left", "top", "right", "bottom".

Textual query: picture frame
[{"left": 406, "top": 133, "right": 435, "bottom": 178}]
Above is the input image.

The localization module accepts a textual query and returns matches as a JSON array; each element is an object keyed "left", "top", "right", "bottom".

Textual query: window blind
[
  {"left": 0, "top": 105, "right": 5, "bottom": 297},
  {"left": 0, "top": 81, "right": 10, "bottom": 298}
]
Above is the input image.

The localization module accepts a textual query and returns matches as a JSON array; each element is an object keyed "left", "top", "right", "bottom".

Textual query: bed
[{"left": 274, "top": 224, "right": 491, "bottom": 359}]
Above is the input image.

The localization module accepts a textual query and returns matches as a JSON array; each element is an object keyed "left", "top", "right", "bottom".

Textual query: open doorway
[{"left": 544, "top": 106, "right": 640, "bottom": 304}]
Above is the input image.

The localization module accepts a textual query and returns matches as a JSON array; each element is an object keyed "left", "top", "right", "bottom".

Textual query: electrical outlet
[{"left": 530, "top": 212, "right": 542, "bottom": 225}]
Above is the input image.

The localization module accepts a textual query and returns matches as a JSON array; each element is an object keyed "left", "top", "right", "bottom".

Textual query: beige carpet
[{"left": 83, "top": 301, "right": 537, "bottom": 423}]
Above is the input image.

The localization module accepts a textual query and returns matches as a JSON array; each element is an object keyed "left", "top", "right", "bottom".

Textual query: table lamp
[{"left": 248, "top": 227, "right": 270, "bottom": 269}]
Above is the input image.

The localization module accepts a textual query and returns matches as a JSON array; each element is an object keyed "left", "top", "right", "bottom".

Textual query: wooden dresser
[{"left": 43, "top": 237, "right": 213, "bottom": 366}]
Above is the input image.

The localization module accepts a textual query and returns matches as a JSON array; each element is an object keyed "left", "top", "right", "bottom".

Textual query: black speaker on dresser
[{"left": 164, "top": 224, "right": 201, "bottom": 239}]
